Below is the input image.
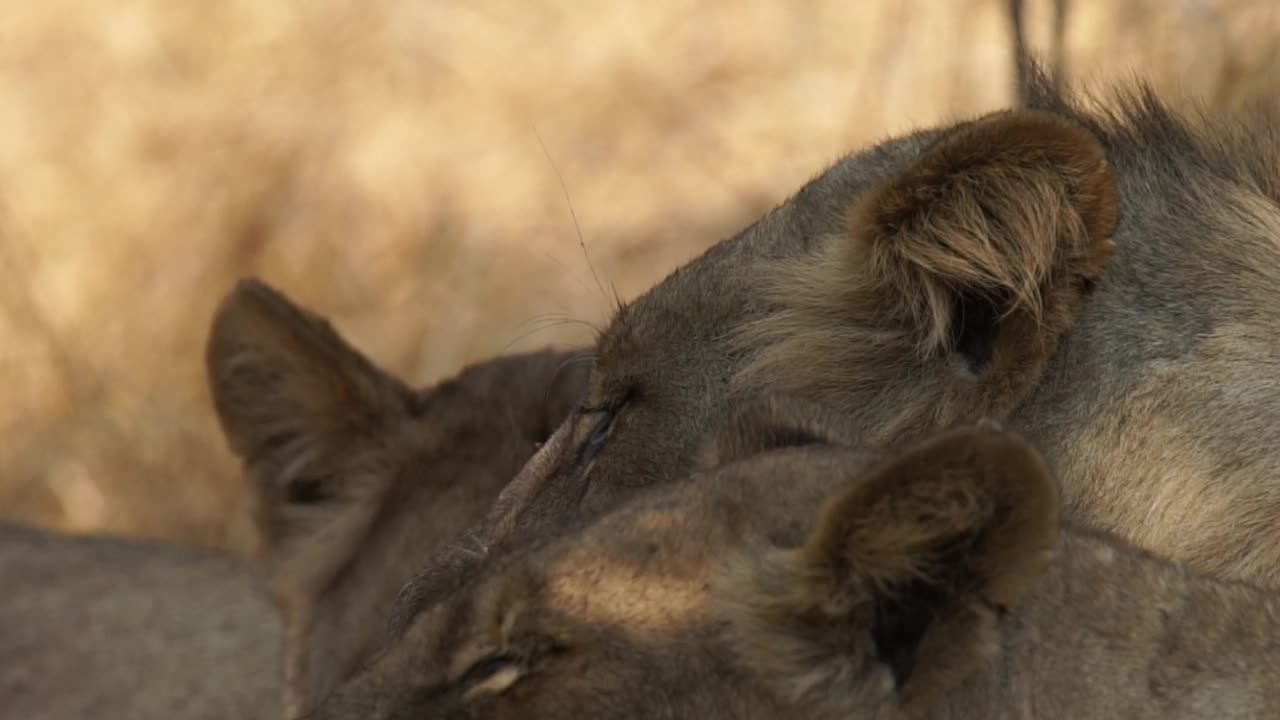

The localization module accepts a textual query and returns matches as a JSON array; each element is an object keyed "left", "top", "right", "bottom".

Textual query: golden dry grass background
[{"left": 1, "top": 0, "right": 1277, "bottom": 553}]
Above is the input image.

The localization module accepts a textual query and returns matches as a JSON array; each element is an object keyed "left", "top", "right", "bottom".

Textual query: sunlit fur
[{"left": 318, "top": 399, "right": 1280, "bottom": 719}]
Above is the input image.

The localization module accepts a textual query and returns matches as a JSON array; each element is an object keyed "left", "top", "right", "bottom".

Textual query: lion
[
  {"left": 0, "top": 520, "right": 284, "bottom": 720},
  {"left": 204, "top": 278, "right": 589, "bottom": 716},
  {"left": 396, "top": 63, "right": 1280, "bottom": 614},
  {"left": 0, "top": 280, "right": 588, "bottom": 720},
  {"left": 314, "top": 398, "right": 1280, "bottom": 719}
]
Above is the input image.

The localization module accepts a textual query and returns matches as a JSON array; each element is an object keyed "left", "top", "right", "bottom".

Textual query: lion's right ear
[
  {"left": 743, "top": 110, "right": 1116, "bottom": 395},
  {"left": 853, "top": 110, "right": 1116, "bottom": 365},
  {"left": 720, "top": 426, "right": 1058, "bottom": 717},
  {"left": 205, "top": 279, "right": 411, "bottom": 575}
]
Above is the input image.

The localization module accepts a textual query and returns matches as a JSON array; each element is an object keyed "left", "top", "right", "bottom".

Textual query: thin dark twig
[
  {"left": 1050, "top": 0, "right": 1071, "bottom": 90},
  {"left": 1007, "top": 0, "right": 1029, "bottom": 106}
]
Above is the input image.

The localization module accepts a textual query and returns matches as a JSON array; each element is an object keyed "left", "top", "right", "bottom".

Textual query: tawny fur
[
  {"left": 397, "top": 62, "right": 1280, "bottom": 597},
  {"left": 723, "top": 427, "right": 1058, "bottom": 717},
  {"left": 0, "top": 522, "right": 283, "bottom": 720},
  {"left": 314, "top": 402, "right": 1280, "bottom": 719},
  {"left": 855, "top": 109, "right": 1115, "bottom": 355},
  {"left": 733, "top": 110, "right": 1116, "bottom": 446},
  {"left": 206, "top": 278, "right": 589, "bottom": 717},
  {"left": 332, "top": 64, "right": 1280, "bottom": 717}
]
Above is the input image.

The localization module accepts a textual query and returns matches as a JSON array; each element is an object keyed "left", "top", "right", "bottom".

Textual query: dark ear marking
[
  {"left": 283, "top": 475, "right": 333, "bottom": 505},
  {"left": 871, "top": 525, "right": 986, "bottom": 688},
  {"left": 950, "top": 287, "right": 1008, "bottom": 373},
  {"left": 759, "top": 427, "right": 830, "bottom": 452}
]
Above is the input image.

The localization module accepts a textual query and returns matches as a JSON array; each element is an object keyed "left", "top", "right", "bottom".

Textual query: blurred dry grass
[{"left": 0, "top": 0, "right": 1277, "bottom": 553}]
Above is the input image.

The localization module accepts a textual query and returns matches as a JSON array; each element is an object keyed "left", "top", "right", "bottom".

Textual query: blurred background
[{"left": 0, "top": 0, "right": 1277, "bottom": 554}]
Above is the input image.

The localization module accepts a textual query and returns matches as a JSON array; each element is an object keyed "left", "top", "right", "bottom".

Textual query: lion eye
[
  {"left": 284, "top": 474, "right": 331, "bottom": 504},
  {"left": 459, "top": 655, "right": 522, "bottom": 699},
  {"left": 576, "top": 390, "right": 633, "bottom": 463},
  {"left": 571, "top": 409, "right": 613, "bottom": 466},
  {"left": 585, "top": 413, "right": 613, "bottom": 453}
]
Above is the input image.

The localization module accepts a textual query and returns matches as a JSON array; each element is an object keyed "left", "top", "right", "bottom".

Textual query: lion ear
[
  {"left": 744, "top": 109, "right": 1117, "bottom": 391},
  {"left": 851, "top": 109, "right": 1117, "bottom": 368},
  {"left": 720, "top": 425, "right": 1058, "bottom": 716},
  {"left": 205, "top": 279, "right": 411, "bottom": 577}
]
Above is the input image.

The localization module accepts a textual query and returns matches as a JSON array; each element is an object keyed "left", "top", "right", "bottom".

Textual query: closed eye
[
  {"left": 567, "top": 411, "right": 612, "bottom": 469},
  {"left": 576, "top": 390, "right": 632, "bottom": 465},
  {"left": 583, "top": 412, "right": 613, "bottom": 457},
  {"left": 459, "top": 654, "right": 518, "bottom": 687},
  {"left": 408, "top": 654, "right": 523, "bottom": 710},
  {"left": 458, "top": 655, "right": 522, "bottom": 699}
]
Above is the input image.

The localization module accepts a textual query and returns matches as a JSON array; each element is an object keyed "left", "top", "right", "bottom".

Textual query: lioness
[
  {"left": 411, "top": 64, "right": 1280, "bottom": 602},
  {"left": 205, "top": 278, "right": 589, "bottom": 716},
  {"left": 0, "top": 282, "right": 588, "bottom": 720},
  {"left": 316, "top": 400, "right": 1280, "bottom": 719},
  {"left": 0, "top": 521, "right": 283, "bottom": 720}
]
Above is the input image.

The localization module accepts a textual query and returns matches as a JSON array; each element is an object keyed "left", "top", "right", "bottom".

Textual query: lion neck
[{"left": 935, "top": 528, "right": 1280, "bottom": 719}]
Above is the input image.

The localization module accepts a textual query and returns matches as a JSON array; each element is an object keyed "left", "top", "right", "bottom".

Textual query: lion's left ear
[{"left": 720, "top": 425, "right": 1058, "bottom": 716}]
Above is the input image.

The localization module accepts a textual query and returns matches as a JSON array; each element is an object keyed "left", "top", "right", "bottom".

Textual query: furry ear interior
[
  {"left": 721, "top": 425, "right": 1058, "bottom": 716},
  {"left": 739, "top": 109, "right": 1118, "bottom": 398},
  {"left": 205, "top": 278, "right": 411, "bottom": 572},
  {"left": 852, "top": 109, "right": 1117, "bottom": 368}
]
